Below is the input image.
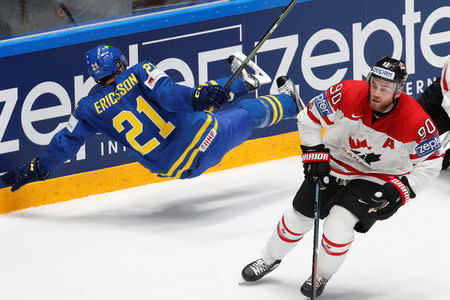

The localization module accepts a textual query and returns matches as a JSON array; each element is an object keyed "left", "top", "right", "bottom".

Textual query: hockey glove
[
  {"left": 300, "top": 144, "right": 330, "bottom": 186},
  {"left": 2, "top": 158, "right": 49, "bottom": 192},
  {"left": 369, "top": 177, "right": 416, "bottom": 220},
  {"left": 442, "top": 148, "right": 450, "bottom": 170},
  {"left": 192, "top": 85, "right": 230, "bottom": 111}
]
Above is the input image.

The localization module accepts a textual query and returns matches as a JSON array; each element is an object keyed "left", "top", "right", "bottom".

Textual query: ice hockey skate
[
  {"left": 276, "top": 75, "right": 305, "bottom": 113},
  {"left": 300, "top": 275, "right": 329, "bottom": 298},
  {"left": 228, "top": 52, "right": 271, "bottom": 92},
  {"left": 241, "top": 258, "right": 281, "bottom": 282}
]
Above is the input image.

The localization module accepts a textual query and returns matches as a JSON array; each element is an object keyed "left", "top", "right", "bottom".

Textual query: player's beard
[{"left": 369, "top": 93, "right": 395, "bottom": 113}]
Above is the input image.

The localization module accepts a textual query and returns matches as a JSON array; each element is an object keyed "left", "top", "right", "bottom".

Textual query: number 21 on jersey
[{"left": 113, "top": 96, "right": 175, "bottom": 155}]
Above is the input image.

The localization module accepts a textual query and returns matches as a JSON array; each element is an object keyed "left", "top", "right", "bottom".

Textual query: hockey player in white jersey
[
  {"left": 417, "top": 56, "right": 450, "bottom": 169},
  {"left": 241, "top": 57, "right": 444, "bottom": 298}
]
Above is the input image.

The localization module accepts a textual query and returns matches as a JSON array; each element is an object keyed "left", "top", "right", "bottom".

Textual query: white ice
[{"left": 0, "top": 156, "right": 449, "bottom": 300}]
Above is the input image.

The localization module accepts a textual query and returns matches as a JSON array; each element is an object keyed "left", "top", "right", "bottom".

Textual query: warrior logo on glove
[
  {"left": 368, "top": 177, "right": 416, "bottom": 220},
  {"left": 300, "top": 144, "right": 330, "bottom": 185}
]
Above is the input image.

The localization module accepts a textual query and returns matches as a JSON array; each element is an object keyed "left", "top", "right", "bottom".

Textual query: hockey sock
[
  {"left": 237, "top": 94, "right": 297, "bottom": 128},
  {"left": 262, "top": 206, "right": 314, "bottom": 263},
  {"left": 318, "top": 205, "right": 358, "bottom": 279}
]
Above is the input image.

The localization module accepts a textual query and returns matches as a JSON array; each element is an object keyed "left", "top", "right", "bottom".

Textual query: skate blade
[{"left": 238, "top": 278, "right": 255, "bottom": 286}]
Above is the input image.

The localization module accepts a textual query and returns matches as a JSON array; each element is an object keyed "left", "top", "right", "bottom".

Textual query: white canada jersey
[{"left": 297, "top": 80, "right": 444, "bottom": 194}]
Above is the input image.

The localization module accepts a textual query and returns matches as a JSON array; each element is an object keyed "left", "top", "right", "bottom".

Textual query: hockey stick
[
  {"left": 310, "top": 181, "right": 321, "bottom": 300},
  {"left": 224, "top": 0, "right": 298, "bottom": 93}
]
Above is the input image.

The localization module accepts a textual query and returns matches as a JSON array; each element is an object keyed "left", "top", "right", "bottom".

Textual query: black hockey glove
[
  {"left": 2, "top": 158, "right": 49, "bottom": 192},
  {"left": 300, "top": 144, "right": 330, "bottom": 186},
  {"left": 192, "top": 84, "right": 230, "bottom": 111},
  {"left": 442, "top": 148, "right": 450, "bottom": 170},
  {"left": 369, "top": 177, "right": 416, "bottom": 220}
]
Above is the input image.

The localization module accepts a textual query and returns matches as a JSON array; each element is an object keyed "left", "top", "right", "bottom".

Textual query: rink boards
[{"left": 0, "top": 0, "right": 448, "bottom": 212}]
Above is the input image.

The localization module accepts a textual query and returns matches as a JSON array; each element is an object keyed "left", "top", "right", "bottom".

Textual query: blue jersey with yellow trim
[{"left": 40, "top": 61, "right": 219, "bottom": 179}]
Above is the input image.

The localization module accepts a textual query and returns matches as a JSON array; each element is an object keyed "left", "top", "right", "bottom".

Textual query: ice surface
[{"left": 0, "top": 156, "right": 449, "bottom": 300}]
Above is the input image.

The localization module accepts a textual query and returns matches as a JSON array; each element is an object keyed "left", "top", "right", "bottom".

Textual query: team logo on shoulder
[
  {"left": 313, "top": 92, "right": 333, "bottom": 117},
  {"left": 415, "top": 135, "right": 441, "bottom": 157},
  {"left": 144, "top": 69, "right": 167, "bottom": 90}
]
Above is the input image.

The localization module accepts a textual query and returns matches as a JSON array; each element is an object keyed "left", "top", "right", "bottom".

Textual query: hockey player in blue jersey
[{"left": 3, "top": 44, "right": 302, "bottom": 191}]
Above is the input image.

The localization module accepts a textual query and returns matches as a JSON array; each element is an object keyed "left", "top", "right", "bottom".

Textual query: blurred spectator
[
  {"left": 0, "top": 20, "right": 12, "bottom": 37},
  {"left": 0, "top": 0, "right": 65, "bottom": 36},
  {"left": 132, "top": 0, "right": 199, "bottom": 11},
  {"left": 0, "top": 0, "right": 201, "bottom": 39},
  {"left": 0, "top": 0, "right": 132, "bottom": 38},
  {"left": 55, "top": 0, "right": 132, "bottom": 24}
]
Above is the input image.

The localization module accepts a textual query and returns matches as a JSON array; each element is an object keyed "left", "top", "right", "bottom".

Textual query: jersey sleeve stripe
[
  {"left": 424, "top": 153, "right": 445, "bottom": 160},
  {"left": 307, "top": 109, "right": 321, "bottom": 125},
  {"left": 409, "top": 154, "right": 419, "bottom": 160},
  {"left": 410, "top": 151, "right": 445, "bottom": 161},
  {"left": 323, "top": 115, "right": 334, "bottom": 125}
]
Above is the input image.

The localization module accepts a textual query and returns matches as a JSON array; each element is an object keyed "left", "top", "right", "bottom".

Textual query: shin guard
[
  {"left": 262, "top": 206, "right": 314, "bottom": 263},
  {"left": 318, "top": 205, "right": 358, "bottom": 279}
]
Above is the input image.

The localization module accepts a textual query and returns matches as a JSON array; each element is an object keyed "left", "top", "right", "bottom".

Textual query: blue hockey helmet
[{"left": 86, "top": 44, "right": 128, "bottom": 83}]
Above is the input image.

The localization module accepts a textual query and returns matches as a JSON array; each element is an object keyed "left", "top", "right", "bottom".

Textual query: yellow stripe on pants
[
  {"left": 174, "top": 119, "right": 219, "bottom": 179},
  {"left": 162, "top": 115, "right": 213, "bottom": 177}
]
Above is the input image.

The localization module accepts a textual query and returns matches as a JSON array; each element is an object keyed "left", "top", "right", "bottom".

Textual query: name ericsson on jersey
[{"left": 94, "top": 73, "right": 139, "bottom": 114}]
